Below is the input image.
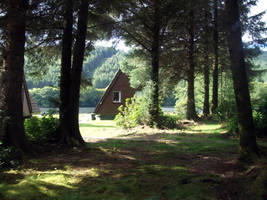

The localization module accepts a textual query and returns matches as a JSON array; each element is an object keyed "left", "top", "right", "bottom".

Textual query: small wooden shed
[{"left": 94, "top": 70, "right": 135, "bottom": 119}]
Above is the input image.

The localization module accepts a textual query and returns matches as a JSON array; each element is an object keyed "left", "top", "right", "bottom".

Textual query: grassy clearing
[
  {"left": 1, "top": 120, "right": 267, "bottom": 200},
  {"left": 79, "top": 120, "right": 124, "bottom": 138}
]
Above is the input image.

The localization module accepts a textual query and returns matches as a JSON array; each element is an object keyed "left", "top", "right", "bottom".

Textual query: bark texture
[
  {"left": 211, "top": 0, "right": 219, "bottom": 113},
  {"left": 203, "top": 8, "right": 210, "bottom": 117},
  {"left": 149, "top": 0, "right": 160, "bottom": 127},
  {"left": 68, "top": 0, "right": 89, "bottom": 145},
  {"left": 0, "top": 0, "right": 30, "bottom": 152},
  {"left": 58, "top": 0, "right": 87, "bottom": 146},
  {"left": 59, "top": 0, "right": 73, "bottom": 141},
  {"left": 186, "top": 10, "right": 198, "bottom": 120},
  {"left": 226, "top": 0, "right": 259, "bottom": 159}
]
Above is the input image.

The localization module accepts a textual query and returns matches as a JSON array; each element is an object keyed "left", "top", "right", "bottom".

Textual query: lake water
[
  {"left": 40, "top": 107, "right": 95, "bottom": 114},
  {"left": 40, "top": 107, "right": 175, "bottom": 114}
]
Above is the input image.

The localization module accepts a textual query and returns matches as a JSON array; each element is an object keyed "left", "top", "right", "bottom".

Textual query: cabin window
[{"left": 113, "top": 91, "right": 121, "bottom": 103}]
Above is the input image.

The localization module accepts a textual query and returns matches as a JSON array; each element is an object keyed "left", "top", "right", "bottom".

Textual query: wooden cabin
[
  {"left": 22, "top": 80, "right": 40, "bottom": 117},
  {"left": 0, "top": 80, "right": 40, "bottom": 117},
  {"left": 94, "top": 70, "right": 135, "bottom": 119}
]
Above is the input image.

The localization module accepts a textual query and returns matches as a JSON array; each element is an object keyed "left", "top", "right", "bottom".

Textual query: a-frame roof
[{"left": 94, "top": 69, "right": 124, "bottom": 114}]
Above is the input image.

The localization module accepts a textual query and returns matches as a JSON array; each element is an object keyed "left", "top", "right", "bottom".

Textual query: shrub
[
  {"left": 115, "top": 82, "right": 153, "bottom": 128},
  {"left": 24, "top": 111, "right": 59, "bottom": 143},
  {"left": 225, "top": 113, "right": 238, "bottom": 134},
  {"left": 30, "top": 86, "right": 59, "bottom": 108},
  {"left": 80, "top": 87, "right": 105, "bottom": 107},
  {"left": 251, "top": 82, "right": 267, "bottom": 137},
  {"left": 253, "top": 98, "right": 267, "bottom": 137},
  {"left": 115, "top": 96, "right": 181, "bottom": 129},
  {"left": 0, "top": 146, "right": 21, "bottom": 170},
  {"left": 0, "top": 109, "right": 9, "bottom": 143},
  {"left": 216, "top": 82, "right": 267, "bottom": 137},
  {"left": 115, "top": 96, "right": 148, "bottom": 128},
  {"left": 159, "top": 114, "right": 181, "bottom": 129}
]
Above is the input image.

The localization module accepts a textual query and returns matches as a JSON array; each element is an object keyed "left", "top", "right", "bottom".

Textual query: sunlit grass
[
  {"left": 1, "top": 120, "right": 266, "bottom": 200},
  {"left": 184, "top": 123, "right": 227, "bottom": 134},
  {"left": 80, "top": 120, "right": 125, "bottom": 138}
]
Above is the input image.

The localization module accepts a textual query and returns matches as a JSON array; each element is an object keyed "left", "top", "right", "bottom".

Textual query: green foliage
[
  {"left": 162, "top": 93, "right": 176, "bottom": 107},
  {"left": 115, "top": 96, "right": 149, "bottom": 128},
  {"left": 80, "top": 87, "right": 105, "bottom": 107},
  {"left": 24, "top": 111, "right": 59, "bottom": 143},
  {"left": 0, "top": 111, "right": 21, "bottom": 170},
  {"left": 120, "top": 53, "right": 150, "bottom": 89},
  {"left": 159, "top": 114, "right": 181, "bottom": 129},
  {"left": 93, "top": 52, "right": 125, "bottom": 88},
  {"left": 29, "top": 86, "right": 59, "bottom": 108},
  {"left": 251, "top": 82, "right": 267, "bottom": 136},
  {"left": 252, "top": 51, "right": 267, "bottom": 82},
  {"left": 25, "top": 47, "right": 60, "bottom": 88},
  {"left": 115, "top": 80, "right": 159, "bottom": 128},
  {"left": 115, "top": 94, "right": 181, "bottom": 129},
  {"left": 215, "top": 81, "right": 267, "bottom": 136},
  {"left": 0, "top": 146, "right": 21, "bottom": 170},
  {"left": 83, "top": 46, "right": 118, "bottom": 79},
  {"left": 0, "top": 110, "right": 9, "bottom": 142},
  {"left": 174, "top": 81, "right": 187, "bottom": 119}
]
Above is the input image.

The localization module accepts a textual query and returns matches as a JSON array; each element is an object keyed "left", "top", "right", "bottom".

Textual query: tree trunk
[
  {"left": 186, "top": 10, "right": 198, "bottom": 120},
  {"left": 58, "top": 0, "right": 74, "bottom": 143},
  {"left": 58, "top": 0, "right": 88, "bottom": 146},
  {"left": 225, "top": 0, "right": 259, "bottom": 160},
  {"left": 149, "top": 1, "right": 160, "bottom": 127},
  {"left": 211, "top": 0, "right": 219, "bottom": 113},
  {"left": 67, "top": 0, "right": 89, "bottom": 146},
  {"left": 203, "top": 8, "right": 210, "bottom": 117},
  {"left": 0, "top": 0, "right": 31, "bottom": 152}
]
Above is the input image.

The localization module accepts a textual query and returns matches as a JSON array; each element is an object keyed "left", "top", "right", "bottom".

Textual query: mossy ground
[{"left": 0, "top": 120, "right": 266, "bottom": 200}]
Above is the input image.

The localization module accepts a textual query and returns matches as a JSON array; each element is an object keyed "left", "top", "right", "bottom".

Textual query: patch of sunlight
[
  {"left": 70, "top": 167, "right": 109, "bottom": 177},
  {"left": 171, "top": 166, "right": 187, "bottom": 171},
  {"left": 4, "top": 189, "right": 18, "bottom": 196},
  {"left": 140, "top": 164, "right": 187, "bottom": 172},
  {"left": 5, "top": 169, "right": 19, "bottom": 174},
  {"left": 80, "top": 124, "right": 125, "bottom": 139},
  {"left": 157, "top": 139, "right": 181, "bottom": 145},
  {"left": 1, "top": 180, "right": 59, "bottom": 200},
  {"left": 98, "top": 146, "right": 122, "bottom": 155},
  {"left": 187, "top": 123, "right": 227, "bottom": 134},
  {"left": 120, "top": 154, "right": 136, "bottom": 160},
  {"left": 83, "top": 168, "right": 101, "bottom": 177},
  {"left": 64, "top": 164, "right": 72, "bottom": 171},
  {"left": 79, "top": 119, "right": 125, "bottom": 139},
  {"left": 18, "top": 170, "right": 81, "bottom": 188}
]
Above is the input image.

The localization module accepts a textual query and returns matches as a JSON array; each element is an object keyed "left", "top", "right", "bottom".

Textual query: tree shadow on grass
[
  {"left": 0, "top": 172, "right": 25, "bottom": 184},
  {"left": 0, "top": 136, "right": 257, "bottom": 200}
]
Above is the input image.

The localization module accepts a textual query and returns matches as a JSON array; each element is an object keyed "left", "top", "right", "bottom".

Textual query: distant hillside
[
  {"left": 27, "top": 46, "right": 126, "bottom": 107},
  {"left": 82, "top": 47, "right": 118, "bottom": 78},
  {"left": 26, "top": 46, "right": 124, "bottom": 89},
  {"left": 256, "top": 51, "right": 267, "bottom": 66},
  {"left": 254, "top": 51, "right": 267, "bottom": 81},
  {"left": 92, "top": 52, "right": 125, "bottom": 88},
  {"left": 82, "top": 47, "right": 126, "bottom": 88}
]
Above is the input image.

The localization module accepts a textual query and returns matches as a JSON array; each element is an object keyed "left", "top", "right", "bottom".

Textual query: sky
[
  {"left": 250, "top": 0, "right": 267, "bottom": 21},
  {"left": 243, "top": 0, "right": 267, "bottom": 47},
  {"left": 96, "top": 0, "right": 267, "bottom": 51}
]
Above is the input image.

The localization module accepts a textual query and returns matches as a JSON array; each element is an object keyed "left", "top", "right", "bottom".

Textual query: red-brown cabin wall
[{"left": 95, "top": 72, "right": 135, "bottom": 116}]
